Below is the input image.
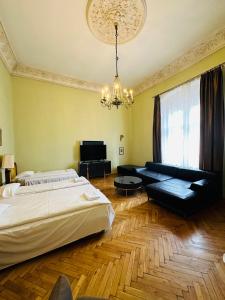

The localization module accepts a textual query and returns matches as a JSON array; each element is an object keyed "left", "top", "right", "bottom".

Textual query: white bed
[
  {"left": 15, "top": 169, "right": 79, "bottom": 185},
  {"left": 0, "top": 178, "right": 115, "bottom": 270}
]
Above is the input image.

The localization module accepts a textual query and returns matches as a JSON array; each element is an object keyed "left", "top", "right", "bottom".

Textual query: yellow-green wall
[
  {"left": 1, "top": 45, "right": 225, "bottom": 176},
  {"left": 0, "top": 60, "right": 14, "bottom": 156},
  {"left": 0, "top": 60, "right": 14, "bottom": 183},
  {"left": 130, "top": 46, "right": 225, "bottom": 166},
  {"left": 12, "top": 77, "right": 131, "bottom": 173}
]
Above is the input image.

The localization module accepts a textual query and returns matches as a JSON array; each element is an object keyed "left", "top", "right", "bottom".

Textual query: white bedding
[
  {"left": 0, "top": 179, "right": 115, "bottom": 270},
  {"left": 15, "top": 169, "right": 79, "bottom": 185}
]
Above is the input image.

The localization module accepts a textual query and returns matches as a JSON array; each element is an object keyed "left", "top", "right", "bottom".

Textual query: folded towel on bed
[{"left": 83, "top": 191, "right": 100, "bottom": 201}]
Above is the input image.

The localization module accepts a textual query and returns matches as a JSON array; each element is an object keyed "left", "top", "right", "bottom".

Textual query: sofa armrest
[{"left": 190, "top": 179, "right": 210, "bottom": 192}]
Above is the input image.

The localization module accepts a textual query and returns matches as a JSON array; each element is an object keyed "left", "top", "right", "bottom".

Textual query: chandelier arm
[{"left": 115, "top": 23, "right": 119, "bottom": 77}]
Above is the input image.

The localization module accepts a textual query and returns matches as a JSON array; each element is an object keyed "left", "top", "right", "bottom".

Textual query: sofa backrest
[
  {"left": 145, "top": 162, "right": 216, "bottom": 181},
  {"left": 174, "top": 167, "right": 216, "bottom": 181},
  {"left": 145, "top": 162, "right": 178, "bottom": 176}
]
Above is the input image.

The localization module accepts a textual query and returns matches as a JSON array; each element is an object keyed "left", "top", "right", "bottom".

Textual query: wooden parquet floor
[{"left": 0, "top": 175, "right": 225, "bottom": 300}]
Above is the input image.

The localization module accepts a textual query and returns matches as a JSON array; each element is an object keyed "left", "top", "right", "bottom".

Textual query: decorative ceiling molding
[
  {"left": 86, "top": 0, "right": 147, "bottom": 44},
  {"left": 134, "top": 26, "right": 225, "bottom": 95},
  {"left": 0, "top": 21, "right": 102, "bottom": 93},
  {"left": 0, "top": 22, "right": 17, "bottom": 72},
  {"left": 12, "top": 64, "right": 102, "bottom": 93},
  {"left": 1, "top": 21, "right": 225, "bottom": 95}
]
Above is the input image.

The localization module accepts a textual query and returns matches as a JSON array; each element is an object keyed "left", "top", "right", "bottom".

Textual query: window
[{"left": 161, "top": 77, "right": 200, "bottom": 169}]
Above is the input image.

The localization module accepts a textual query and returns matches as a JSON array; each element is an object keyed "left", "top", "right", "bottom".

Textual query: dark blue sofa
[{"left": 117, "top": 162, "right": 220, "bottom": 216}]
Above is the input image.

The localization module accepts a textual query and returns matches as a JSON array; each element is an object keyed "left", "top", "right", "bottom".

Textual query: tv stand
[{"left": 79, "top": 160, "right": 111, "bottom": 179}]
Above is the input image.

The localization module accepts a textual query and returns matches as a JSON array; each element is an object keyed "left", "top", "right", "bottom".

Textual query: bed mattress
[{"left": 0, "top": 179, "right": 115, "bottom": 270}]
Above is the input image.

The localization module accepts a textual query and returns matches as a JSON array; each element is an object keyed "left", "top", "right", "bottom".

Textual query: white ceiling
[{"left": 0, "top": 0, "right": 225, "bottom": 88}]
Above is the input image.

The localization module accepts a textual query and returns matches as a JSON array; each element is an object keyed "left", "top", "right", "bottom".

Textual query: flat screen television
[{"left": 80, "top": 144, "right": 106, "bottom": 161}]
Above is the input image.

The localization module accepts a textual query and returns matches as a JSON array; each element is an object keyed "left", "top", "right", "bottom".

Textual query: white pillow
[
  {"left": 16, "top": 171, "right": 34, "bottom": 179},
  {"left": 0, "top": 183, "right": 21, "bottom": 198}
]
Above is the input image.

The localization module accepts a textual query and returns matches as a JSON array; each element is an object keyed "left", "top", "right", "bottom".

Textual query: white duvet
[
  {"left": 0, "top": 178, "right": 115, "bottom": 270},
  {"left": 0, "top": 178, "right": 111, "bottom": 230}
]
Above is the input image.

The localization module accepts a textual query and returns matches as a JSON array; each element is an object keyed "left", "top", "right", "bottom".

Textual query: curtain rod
[{"left": 154, "top": 62, "right": 225, "bottom": 98}]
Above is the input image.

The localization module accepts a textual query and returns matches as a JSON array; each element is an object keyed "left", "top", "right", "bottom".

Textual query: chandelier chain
[{"left": 115, "top": 23, "right": 119, "bottom": 78}]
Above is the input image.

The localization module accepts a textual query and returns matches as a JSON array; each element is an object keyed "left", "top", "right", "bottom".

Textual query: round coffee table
[{"left": 114, "top": 176, "right": 143, "bottom": 196}]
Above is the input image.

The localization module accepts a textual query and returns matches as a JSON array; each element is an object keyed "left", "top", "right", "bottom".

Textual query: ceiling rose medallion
[{"left": 86, "top": 0, "right": 147, "bottom": 44}]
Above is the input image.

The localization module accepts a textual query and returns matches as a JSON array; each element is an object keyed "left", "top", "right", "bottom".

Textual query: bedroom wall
[
  {"left": 12, "top": 77, "right": 131, "bottom": 173},
  {"left": 130, "top": 46, "right": 225, "bottom": 166},
  {"left": 0, "top": 60, "right": 15, "bottom": 183}
]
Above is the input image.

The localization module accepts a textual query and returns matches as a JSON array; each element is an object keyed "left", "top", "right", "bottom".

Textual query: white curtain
[{"left": 161, "top": 77, "right": 200, "bottom": 169}]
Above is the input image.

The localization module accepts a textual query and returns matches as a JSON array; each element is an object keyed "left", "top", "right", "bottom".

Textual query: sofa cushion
[
  {"left": 165, "top": 178, "right": 192, "bottom": 188},
  {"left": 146, "top": 181, "right": 196, "bottom": 201},
  {"left": 135, "top": 169, "right": 172, "bottom": 183},
  {"left": 145, "top": 162, "right": 178, "bottom": 177},
  {"left": 146, "top": 183, "right": 198, "bottom": 216}
]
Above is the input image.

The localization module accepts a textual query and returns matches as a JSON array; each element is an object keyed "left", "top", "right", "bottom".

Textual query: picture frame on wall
[{"left": 119, "top": 147, "right": 124, "bottom": 155}]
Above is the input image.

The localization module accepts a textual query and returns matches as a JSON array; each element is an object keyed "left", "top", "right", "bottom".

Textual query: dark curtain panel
[
  {"left": 153, "top": 95, "right": 162, "bottom": 163},
  {"left": 199, "top": 67, "right": 224, "bottom": 172}
]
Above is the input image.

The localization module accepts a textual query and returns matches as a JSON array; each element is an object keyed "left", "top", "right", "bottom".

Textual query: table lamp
[{"left": 2, "top": 154, "right": 14, "bottom": 184}]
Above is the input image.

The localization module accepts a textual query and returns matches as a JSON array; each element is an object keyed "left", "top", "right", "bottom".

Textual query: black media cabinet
[{"left": 79, "top": 160, "right": 111, "bottom": 179}]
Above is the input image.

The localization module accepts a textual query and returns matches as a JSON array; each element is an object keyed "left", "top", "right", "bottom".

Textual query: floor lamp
[{"left": 1, "top": 154, "right": 14, "bottom": 184}]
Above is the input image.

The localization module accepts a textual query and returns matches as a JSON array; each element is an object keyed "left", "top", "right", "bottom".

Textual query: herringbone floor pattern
[{"left": 0, "top": 175, "right": 225, "bottom": 300}]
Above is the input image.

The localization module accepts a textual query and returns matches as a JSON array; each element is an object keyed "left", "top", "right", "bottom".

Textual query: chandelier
[{"left": 100, "top": 23, "right": 134, "bottom": 109}]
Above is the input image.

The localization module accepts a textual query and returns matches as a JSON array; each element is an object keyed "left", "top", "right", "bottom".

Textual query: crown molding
[
  {"left": 12, "top": 63, "right": 102, "bottom": 93},
  {"left": 0, "top": 22, "right": 17, "bottom": 72},
  {"left": 0, "top": 21, "right": 102, "bottom": 93},
  {"left": 1, "top": 21, "right": 225, "bottom": 95},
  {"left": 134, "top": 26, "right": 225, "bottom": 95}
]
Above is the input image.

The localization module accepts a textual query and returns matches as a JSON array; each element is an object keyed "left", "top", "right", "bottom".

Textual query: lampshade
[{"left": 2, "top": 154, "right": 14, "bottom": 169}]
